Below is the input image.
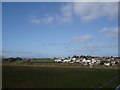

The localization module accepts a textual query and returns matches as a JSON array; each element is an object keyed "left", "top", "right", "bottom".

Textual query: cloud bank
[
  {"left": 30, "top": 2, "right": 118, "bottom": 24},
  {"left": 73, "top": 2, "right": 118, "bottom": 22}
]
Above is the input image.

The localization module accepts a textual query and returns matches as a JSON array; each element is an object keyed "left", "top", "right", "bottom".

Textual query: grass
[
  {"left": 104, "top": 78, "right": 120, "bottom": 88},
  {"left": 13, "top": 59, "right": 55, "bottom": 63},
  {"left": 29, "top": 59, "right": 54, "bottom": 62},
  {"left": 13, "top": 60, "right": 25, "bottom": 63},
  {"left": 2, "top": 64, "right": 120, "bottom": 88}
]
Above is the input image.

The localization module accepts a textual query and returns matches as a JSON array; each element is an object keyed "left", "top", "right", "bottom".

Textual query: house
[
  {"left": 106, "top": 59, "right": 111, "bottom": 61},
  {"left": 62, "top": 59, "right": 71, "bottom": 63},
  {"left": 82, "top": 58, "right": 86, "bottom": 63},
  {"left": 82, "top": 59, "right": 91, "bottom": 65},
  {"left": 91, "top": 59, "right": 96, "bottom": 64},
  {"left": 96, "top": 60, "right": 100, "bottom": 63},
  {"left": 86, "top": 60, "right": 91, "bottom": 63},
  {"left": 75, "top": 59, "right": 80, "bottom": 63},
  {"left": 70, "top": 58, "right": 77, "bottom": 63},
  {"left": 86, "top": 60, "right": 91, "bottom": 65},
  {"left": 54, "top": 58, "right": 62, "bottom": 63},
  {"left": 104, "top": 63, "right": 110, "bottom": 66},
  {"left": 72, "top": 58, "right": 76, "bottom": 60},
  {"left": 111, "top": 61, "right": 116, "bottom": 65}
]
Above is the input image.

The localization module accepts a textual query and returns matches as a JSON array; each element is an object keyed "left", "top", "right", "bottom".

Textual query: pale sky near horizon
[{"left": 2, "top": 2, "right": 118, "bottom": 58}]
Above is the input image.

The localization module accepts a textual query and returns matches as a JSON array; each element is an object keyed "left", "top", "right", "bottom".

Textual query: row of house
[
  {"left": 54, "top": 56, "right": 120, "bottom": 66},
  {"left": 55, "top": 58, "right": 100, "bottom": 64}
]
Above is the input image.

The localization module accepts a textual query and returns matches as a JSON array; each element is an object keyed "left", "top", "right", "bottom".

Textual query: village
[
  {"left": 2, "top": 55, "right": 120, "bottom": 67},
  {"left": 54, "top": 55, "right": 120, "bottom": 67}
]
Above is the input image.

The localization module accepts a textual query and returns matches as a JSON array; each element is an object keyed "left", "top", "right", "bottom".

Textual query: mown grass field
[{"left": 2, "top": 64, "right": 120, "bottom": 88}]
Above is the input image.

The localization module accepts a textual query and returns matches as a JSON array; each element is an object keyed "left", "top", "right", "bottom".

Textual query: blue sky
[{"left": 2, "top": 2, "right": 118, "bottom": 58}]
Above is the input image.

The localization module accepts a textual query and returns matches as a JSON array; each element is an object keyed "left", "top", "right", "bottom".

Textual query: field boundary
[
  {"left": 2, "top": 63, "right": 120, "bottom": 70},
  {"left": 97, "top": 75, "right": 120, "bottom": 89},
  {"left": 115, "top": 84, "right": 120, "bottom": 90}
]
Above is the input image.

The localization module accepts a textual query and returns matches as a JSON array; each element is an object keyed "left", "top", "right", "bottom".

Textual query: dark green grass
[{"left": 2, "top": 65, "right": 119, "bottom": 88}]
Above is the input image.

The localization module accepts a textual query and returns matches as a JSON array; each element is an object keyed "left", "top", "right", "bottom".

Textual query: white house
[
  {"left": 54, "top": 59, "right": 62, "bottom": 63},
  {"left": 96, "top": 60, "right": 100, "bottom": 64},
  {"left": 87, "top": 60, "right": 91, "bottom": 65},
  {"left": 86, "top": 60, "right": 91, "bottom": 63},
  {"left": 82, "top": 58, "right": 86, "bottom": 63},
  {"left": 111, "top": 61, "right": 116, "bottom": 65},
  {"left": 104, "top": 63, "right": 110, "bottom": 66},
  {"left": 91, "top": 59, "right": 97, "bottom": 63},
  {"left": 72, "top": 58, "right": 76, "bottom": 61},
  {"left": 75, "top": 59, "right": 80, "bottom": 63},
  {"left": 62, "top": 59, "right": 71, "bottom": 63},
  {"left": 82, "top": 59, "right": 91, "bottom": 65}
]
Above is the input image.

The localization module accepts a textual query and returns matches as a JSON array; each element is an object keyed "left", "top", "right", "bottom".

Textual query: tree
[
  {"left": 76, "top": 56, "right": 79, "bottom": 59},
  {"left": 16, "top": 57, "right": 22, "bottom": 60},
  {"left": 7, "top": 57, "right": 17, "bottom": 63},
  {"left": 72, "top": 55, "right": 76, "bottom": 58},
  {"left": 54, "top": 57, "right": 57, "bottom": 60},
  {"left": 100, "top": 61, "right": 104, "bottom": 65},
  {"left": 68, "top": 56, "right": 70, "bottom": 59},
  {"left": 111, "top": 56, "right": 113, "bottom": 58},
  {"left": 115, "top": 61, "right": 118, "bottom": 64}
]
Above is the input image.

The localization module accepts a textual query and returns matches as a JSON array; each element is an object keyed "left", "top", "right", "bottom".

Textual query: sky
[{"left": 2, "top": 2, "right": 118, "bottom": 58}]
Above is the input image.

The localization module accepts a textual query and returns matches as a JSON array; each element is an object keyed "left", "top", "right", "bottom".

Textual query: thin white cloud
[
  {"left": 30, "top": 15, "right": 54, "bottom": 24},
  {"left": 85, "top": 43, "right": 118, "bottom": 48},
  {"left": 47, "top": 43, "right": 68, "bottom": 46},
  {"left": 2, "top": 51, "right": 53, "bottom": 58},
  {"left": 30, "top": 16, "right": 41, "bottom": 24},
  {"left": 72, "top": 35, "right": 94, "bottom": 43},
  {"left": 43, "top": 16, "right": 54, "bottom": 23},
  {"left": 2, "top": 51, "right": 35, "bottom": 57},
  {"left": 73, "top": 2, "right": 118, "bottom": 22},
  {"left": 82, "top": 43, "right": 118, "bottom": 56},
  {"left": 60, "top": 3, "right": 73, "bottom": 23},
  {"left": 100, "top": 27, "right": 118, "bottom": 38},
  {"left": 68, "top": 43, "right": 118, "bottom": 56}
]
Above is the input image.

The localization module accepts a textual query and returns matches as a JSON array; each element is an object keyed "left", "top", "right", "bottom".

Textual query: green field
[
  {"left": 29, "top": 59, "right": 54, "bottom": 62},
  {"left": 13, "top": 60, "right": 25, "bottom": 63},
  {"left": 13, "top": 59, "right": 54, "bottom": 63},
  {"left": 2, "top": 65, "right": 120, "bottom": 88}
]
